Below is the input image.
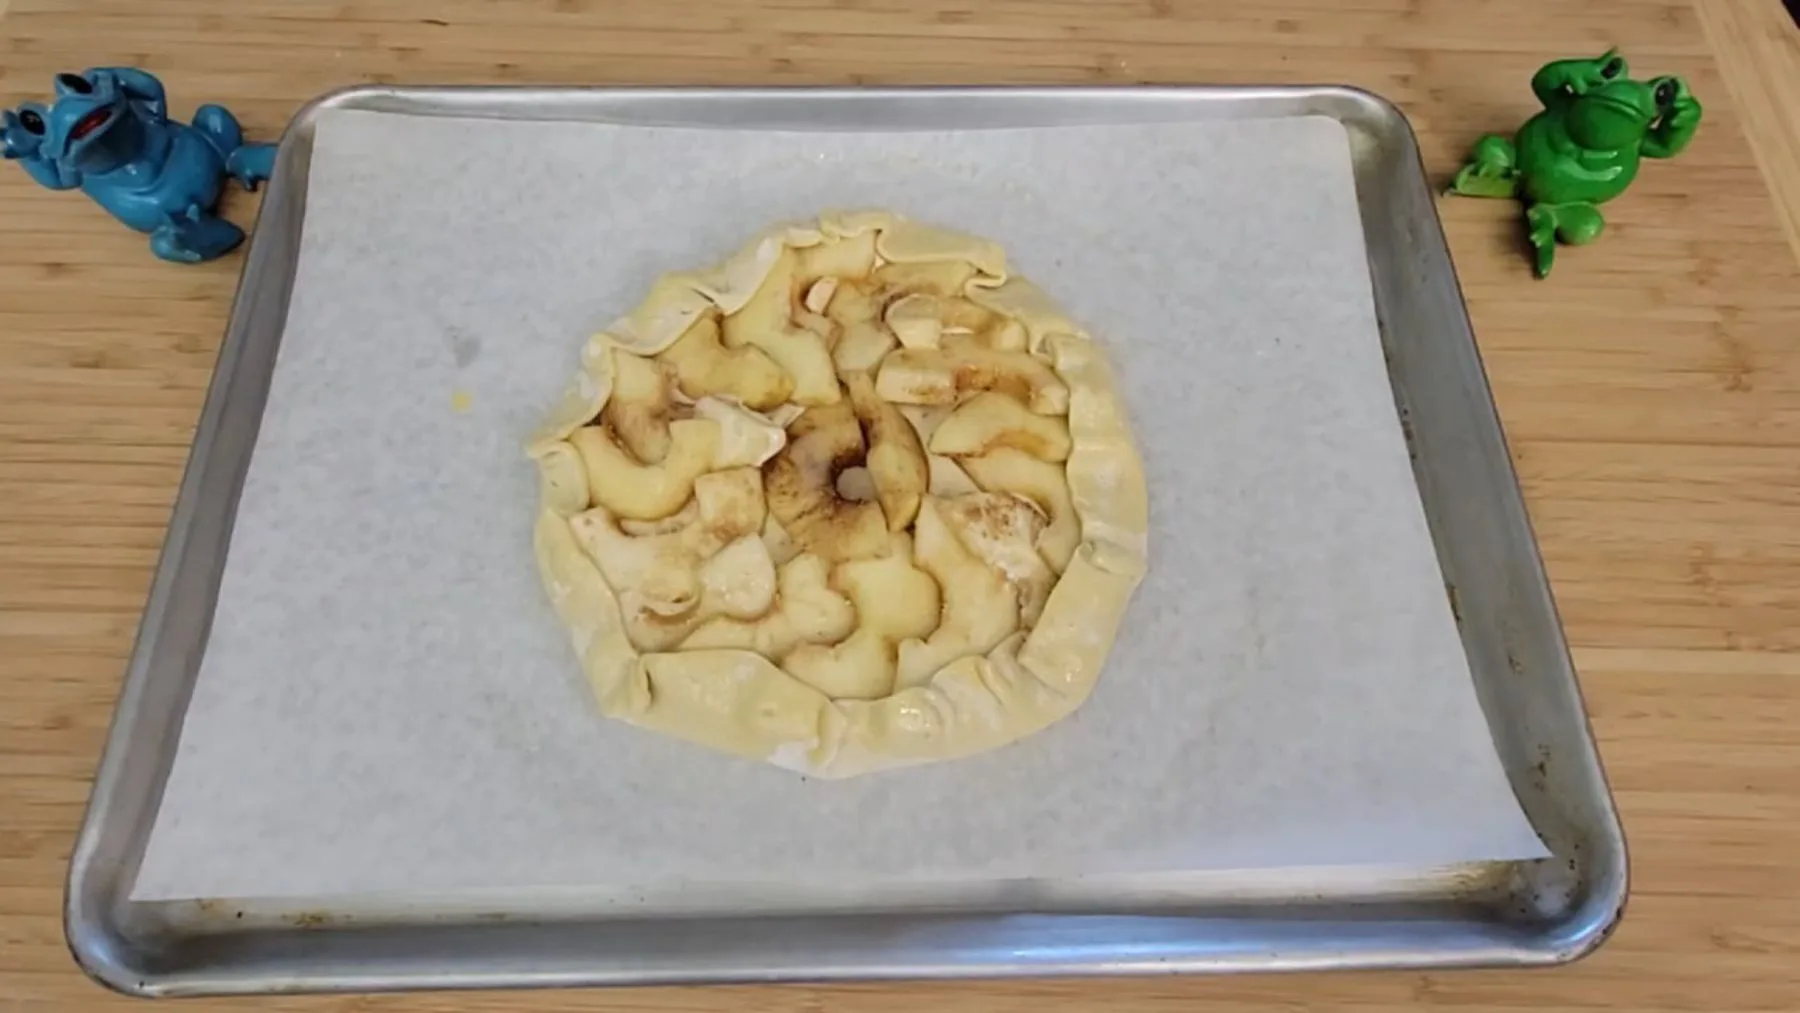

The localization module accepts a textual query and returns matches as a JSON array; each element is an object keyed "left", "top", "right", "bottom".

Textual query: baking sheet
[{"left": 133, "top": 109, "right": 1547, "bottom": 902}]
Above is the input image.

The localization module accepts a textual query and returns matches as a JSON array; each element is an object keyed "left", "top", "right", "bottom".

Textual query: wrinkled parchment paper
[{"left": 133, "top": 109, "right": 1547, "bottom": 902}]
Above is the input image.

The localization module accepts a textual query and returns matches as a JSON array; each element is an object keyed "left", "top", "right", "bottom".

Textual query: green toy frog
[{"left": 1449, "top": 50, "right": 1701, "bottom": 277}]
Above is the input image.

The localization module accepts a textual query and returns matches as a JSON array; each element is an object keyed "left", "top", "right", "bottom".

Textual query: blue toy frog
[{"left": 2, "top": 68, "right": 276, "bottom": 263}]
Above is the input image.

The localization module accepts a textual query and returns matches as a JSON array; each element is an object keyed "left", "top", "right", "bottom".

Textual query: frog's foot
[
  {"left": 1525, "top": 202, "right": 1604, "bottom": 278},
  {"left": 150, "top": 204, "right": 245, "bottom": 263},
  {"left": 225, "top": 143, "right": 276, "bottom": 191},
  {"left": 1449, "top": 134, "right": 1519, "bottom": 198}
]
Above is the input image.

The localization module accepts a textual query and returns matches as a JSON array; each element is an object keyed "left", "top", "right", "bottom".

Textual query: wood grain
[
  {"left": 1702, "top": 0, "right": 1800, "bottom": 261},
  {"left": 3, "top": 1, "right": 1799, "bottom": 1010}
]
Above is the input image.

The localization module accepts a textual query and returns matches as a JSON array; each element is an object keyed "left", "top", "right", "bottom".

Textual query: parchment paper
[{"left": 133, "top": 109, "right": 1548, "bottom": 902}]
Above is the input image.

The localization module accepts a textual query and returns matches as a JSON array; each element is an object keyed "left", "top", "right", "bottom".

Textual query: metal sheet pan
[{"left": 64, "top": 85, "right": 1626, "bottom": 997}]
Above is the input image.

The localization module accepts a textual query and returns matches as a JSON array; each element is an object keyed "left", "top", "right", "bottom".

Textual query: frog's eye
[
  {"left": 18, "top": 109, "right": 45, "bottom": 134},
  {"left": 56, "top": 73, "right": 93, "bottom": 95},
  {"left": 1653, "top": 78, "right": 1678, "bottom": 108},
  {"left": 1600, "top": 57, "right": 1624, "bottom": 79}
]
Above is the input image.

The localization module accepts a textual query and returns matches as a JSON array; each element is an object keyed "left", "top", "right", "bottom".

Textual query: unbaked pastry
[{"left": 527, "top": 211, "right": 1147, "bottom": 778}]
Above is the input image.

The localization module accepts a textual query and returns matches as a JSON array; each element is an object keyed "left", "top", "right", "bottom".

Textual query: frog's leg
[
  {"left": 189, "top": 103, "right": 275, "bottom": 190},
  {"left": 1642, "top": 96, "right": 1702, "bottom": 159},
  {"left": 225, "top": 144, "right": 276, "bottom": 190},
  {"left": 190, "top": 104, "right": 243, "bottom": 157},
  {"left": 13, "top": 154, "right": 79, "bottom": 190},
  {"left": 1524, "top": 201, "right": 1604, "bottom": 278},
  {"left": 1449, "top": 134, "right": 1519, "bottom": 199},
  {"left": 149, "top": 203, "right": 245, "bottom": 263},
  {"left": 94, "top": 67, "right": 168, "bottom": 122}
]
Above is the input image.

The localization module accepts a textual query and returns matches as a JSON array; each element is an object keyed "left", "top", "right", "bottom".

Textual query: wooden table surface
[{"left": 3, "top": 1, "right": 1799, "bottom": 1009}]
